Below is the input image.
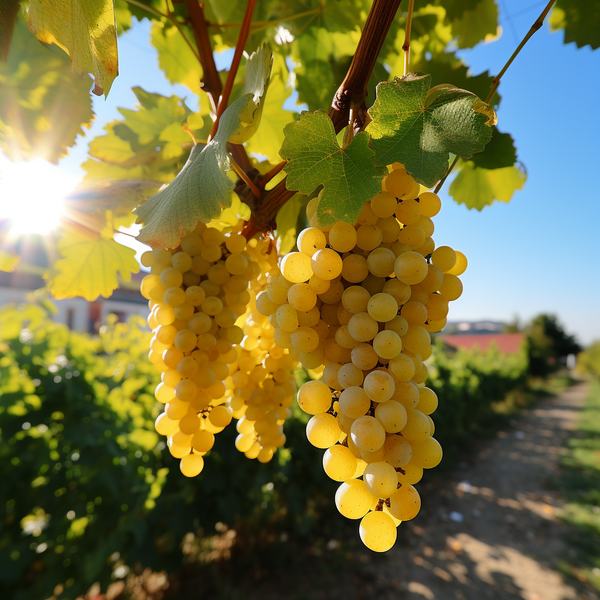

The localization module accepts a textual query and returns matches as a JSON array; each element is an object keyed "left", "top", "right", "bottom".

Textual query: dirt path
[{"left": 370, "top": 381, "right": 596, "bottom": 600}]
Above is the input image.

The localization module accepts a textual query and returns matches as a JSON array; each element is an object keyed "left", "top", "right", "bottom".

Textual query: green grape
[
  {"left": 339, "top": 386, "right": 371, "bottom": 418},
  {"left": 363, "top": 370, "right": 395, "bottom": 402},
  {"left": 389, "top": 484, "right": 421, "bottom": 521},
  {"left": 394, "top": 251, "right": 428, "bottom": 285},
  {"left": 382, "top": 279, "right": 411, "bottom": 306},
  {"left": 388, "top": 353, "right": 415, "bottom": 382},
  {"left": 384, "top": 434, "right": 412, "bottom": 467},
  {"left": 410, "top": 437, "right": 443, "bottom": 469},
  {"left": 341, "top": 254, "right": 369, "bottom": 283},
  {"left": 323, "top": 444, "right": 359, "bottom": 481},
  {"left": 307, "top": 413, "right": 342, "bottom": 448},
  {"left": 297, "top": 380, "right": 332, "bottom": 414},
  {"left": 335, "top": 479, "right": 378, "bottom": 519},
  {"left": 342, "top": 286, "right": 371, "bottom": 314},
  {"left": 370, "top": 191, "right": 398, "bottom": 218},
  {"left": 401, "top": 409, "right": 430, "bottom": 442},
  {"left": 312, "top": 248, "right": 343, "bottom": 280},
  {"left": 348, "top": 312, "right": 379, "bottom": 342},
  {"left": 397, "top": 460, "right": 423, "bottom": 485},
  {"left": 426, "top": 293, "right": 449, "bottom": 321},
  {"left": 356, "top": 224, "right": 383, "bottom": 251},
  {"left": 439, "top": 274, "right": 463, "bottom": 301},
  {"left": 377, "top": 216, "right": 401, "bottom": 244},
  {"left": 366, "top": 247, "right": 396, "bottom": 278},
  {"left": 361, "top": 273, "right": 386, "bottom": 296},
  {"left": 276, "top": 304, "right": 299, "bottom": 333},
  {"left": 385, "top": 315, "right": 409, "bottom": 338},
  {"left": 446, "top": 250, "right": 467, "bottom": 276},
  {"left": 372, "top": 330, "right": 402, "bottom": 360},
  {"left": 363, "top": 461, "right": 399, "bottom": 498},
  {"left": 395, "top": 198, "right": 421, "bottom": 225},
  {"left": 297, "top": 227, "right": 327, "bottom": 257},
  {"left": 350, "top": 415, "right": 386, "bottom": 453},
  {"left": 288, "top": 283, "right": 318, "bottom": 312},
  {"left": 385, "top": 168, "right": 415, "bottom": 199},
  {"left": 400, "top": 300, "right": 428, "bottom": 326},
  {"left": 432, "top": 245, "right": 457, "bottom": 273},
  {"left": 351, "top": 343, "right": 379, "bottom": 370},
  {"left": 359, "top": 511, "right": 398, "bottom": 552},
  {"left": 402, "top": 326, "right": 430, "bottom": 355},
  {"left": 374, "top": 400, "right": 407, "bottom": 433},
  {"left": 418, "top": 191, "right": 441, "bottom": 217},
  {"left": 417, "top": 387, "right": 438, "bottom": 415},
  {"left": 418, "top": 264, "right": 443, "bottom": 293},
  {"left": 367, "top": 293, "right": 398, "bottom": 323},
  {"left": 337, "top": 362, "right": 364, "bottom": 388},
  {"left": 281, "top": 251, "right": 313, "bottom": 283},
  {"left": 329, "top": 221, "right": 357, "bottom": 252},
  {"left": 398, "top": 224, "right": 426, "bottom": 249}
]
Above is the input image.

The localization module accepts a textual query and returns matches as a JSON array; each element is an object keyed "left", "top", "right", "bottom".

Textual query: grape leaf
[
  {"left": 229, "top": 45, "right": 273, "bottom": 144},
  {"left": 27, "top": 0, "right": 118, "bottom": 96},
  {"left": 446, "top": 0, "right": 499, "bottom": 48},
  {"left": 46, "top": 230, "right": 139, "bottom": 300},
  {"left": 0, "top": 0, "right": 20, "bottom": 61},
  {"left": 134, "top": 95, "right": 253, "bottom": 249},
  {"left": 0, "top": 18, "right": 94, "bottom": 162},
  {"left": 449, "top": 161, "right": 526, "bottom": 210},
  {"left": 279, "top": 111, "right": 386, "bottom": 226},
  {"left": 550, "top": 0, "right": 600, "bottom": 50},
  {"left": 367, "top": 72, "right": 495, "bottom": 188},
  {"left": 150, "top": 21, "right": 202, "bottom": 95},
  {"left": 244, "top": 53, "right": 295, "bottom": 162},
  {"left": 470, "top": 128, "right": 517, "bottom": 170},
  {"left": 276, "top": 195, "right": 307, "bottom": 255}
]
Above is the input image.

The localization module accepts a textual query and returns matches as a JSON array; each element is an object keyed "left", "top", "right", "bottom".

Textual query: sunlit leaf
[
  {"left": 0, "top": 18, "right": 94, "bottom": 163},
  {"left": 449, "top": 161, "right": 526, "bottom": 210},
  {"left": 446, "top": 0, "right": 499, "bottom": 48},
  {"left": 279, "top": 110, "right": 386, "bottom": 226},
  {"left": 27, "top": 0, "right": 118, "bottom": 96},
  {"left": 367, "top": 72, "right": 495, "bottom": 187},
  {"left": 134, "top": 95, "right": 253, "bottom": 248},
  {"left": 229, "top": 44, "right": 273, "bottom": 144},
  {"left": 276, "top": 194, "right": 306, "bottom": 254},
  {"left": 550, "top": 0, "right": 600, "bottom": 50},
  {"left": 0, "top": 248, "right": 20, "bottom": 272},
  {"left": 47, "top": 230, "right": 139, "bottom": 300}
]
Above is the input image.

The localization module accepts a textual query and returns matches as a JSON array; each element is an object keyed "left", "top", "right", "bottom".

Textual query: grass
[{"left": 557, "top": 378, "right": 600, "bottom": 592}]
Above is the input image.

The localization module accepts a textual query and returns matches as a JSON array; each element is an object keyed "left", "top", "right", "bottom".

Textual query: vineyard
[{"left": 0, "top": 0, "right": 599, "bottom": 598}]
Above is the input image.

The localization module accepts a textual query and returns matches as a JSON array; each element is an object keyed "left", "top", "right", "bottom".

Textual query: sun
[{"left": 0, "top": 155, "right": 77, "bottom": 236}]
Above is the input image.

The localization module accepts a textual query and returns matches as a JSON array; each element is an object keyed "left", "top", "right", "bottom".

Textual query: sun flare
[{"left": 0, "top": 156, "right": 78, "bottom": 236}]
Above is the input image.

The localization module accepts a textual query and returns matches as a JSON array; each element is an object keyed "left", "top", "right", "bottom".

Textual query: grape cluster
[
  {"left": 259, "top": 164, "right": 467, "bottom": 552},
  {"left": 226, "top": 239, "right": 298, "bottom": 463},
  {"left": 140, "top": 223, "right": 262, "bottom": 477}
]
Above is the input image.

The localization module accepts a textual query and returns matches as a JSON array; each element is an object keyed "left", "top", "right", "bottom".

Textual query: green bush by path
[{"left": 576, "top": 342, "right": 600, "bottom": 379}]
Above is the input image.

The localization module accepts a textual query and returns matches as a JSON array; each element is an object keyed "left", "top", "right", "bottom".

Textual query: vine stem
[
  {"left": 209, "top": 0, "right": 258, "bottom": 141},
  {"left": 230, "top": 157, "right": 262, "bottom": 200},
  {"left": 402, "top": 0, "right": 415, "bottom": 77},
  {"left": 124, "top": 0, "right": 201, "bottom": 64},
  {"left": 249, "top": 0, "right": 403, "bottom": 231},
  {"left": 434, "top": 0, "right": 556, "bottom": 195}
]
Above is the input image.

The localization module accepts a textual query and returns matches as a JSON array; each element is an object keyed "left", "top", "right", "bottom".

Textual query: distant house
[
  {"left": 0, "top": 269, "right": 148, "bottom": 334},
  {"left": 438, "top": 333, "right": 525, "bottom": 355}
]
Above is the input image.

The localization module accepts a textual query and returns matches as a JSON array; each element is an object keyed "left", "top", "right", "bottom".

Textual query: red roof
[{"left": 439, "top": 333, "right": 525, "bottom": 354}]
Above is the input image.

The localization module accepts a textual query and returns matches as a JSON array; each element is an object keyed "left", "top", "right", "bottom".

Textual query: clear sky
[{"left": 21, "top": 2, "right": 600, "bottom": 346}]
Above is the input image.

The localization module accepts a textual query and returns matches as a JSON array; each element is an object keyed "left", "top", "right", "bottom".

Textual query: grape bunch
[
  {"left": 258, "top": 164, "right": 467, "bottom": 552},
  {"left": 140, "top": 222, "right": 263, "bottom": 477},
  {"left": 226, "top": 239, "right": 298, "bottom": 463}
]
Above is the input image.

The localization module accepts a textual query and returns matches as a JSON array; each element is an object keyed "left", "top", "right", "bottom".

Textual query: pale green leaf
[
  {"left": 27, "top": 0, "right": 118, "bottom": 96},
  {"left": 276, "top": 195, "right": 306, "bottom": 255},
  {"left": 279, "top": 111, "right": 386, "bottom": 226},
  {"left": 229, "top": 44, "right": 273, "bottom": 144},
  {"left": 367, "top": 72, "right": 495, "bottom": 187},
  {"left": 47, "top": 230, "right": 139, "bottom": 300},
  {"left": 447, "top": 0, "right": 499, "bottom": 48},
  {"left": 449, "top": 162, "right": 526, "bottom": 210},
  {"left": 134, "top": 94, "right": 253, "bottom": 248}
]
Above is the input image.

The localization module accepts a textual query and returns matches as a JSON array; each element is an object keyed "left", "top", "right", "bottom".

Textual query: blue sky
[{"left": 27, "top": 2, "right": 600, "bottom": 345}]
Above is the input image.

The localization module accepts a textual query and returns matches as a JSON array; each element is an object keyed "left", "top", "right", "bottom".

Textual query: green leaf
[
  {"left": 0, "top": 0, "right": 20, "bottom": 61},
  {"left": 367, "top": 72, "right": 495, "bottom": 188},
  {"left": 134, "top": 94, "right": 253, "bottom": 248},
  {"left": 46, "top": 230, "right": 139, "bottom": 300},
  {"left": 150, "top": 20, "right": 202, "bottom": 95},
  {"left": 470, "top": 128, "right": 517, "bottom": 169},
  {"left": 27, "top": 0, "right": 118, "bottom": 96},
  {"left": 447, "top": 0, "right": 499, "bottom": 49},
  {"left": 0, "top": 17, "right": 94, "bottom": 163},
  {"left": 276, "top": 195, "right": 307, "bottom": 255},
  {"left": 279, "top": 111, "right": 386, "bottom": 226},
  {"left": 82, "top": 88, "right": 209, "bottom": 184},
  {"left": 449, "top": 162, "right": 526, "bottom": 210},
  {"left": 550, "top": 0, "right": 600, "bottom": 50},
  {"left": 244, "top": 53, "right": 295, "bottom": 162},
  {"left": 229, "top": 44, "right": 273, "bottom": 144}
]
